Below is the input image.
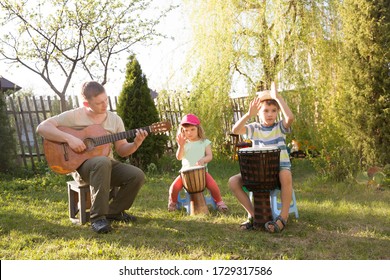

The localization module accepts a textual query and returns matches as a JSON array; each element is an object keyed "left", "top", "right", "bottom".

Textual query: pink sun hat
[{"left": 180, "top": 114, "right": 200, "bottom": 125}]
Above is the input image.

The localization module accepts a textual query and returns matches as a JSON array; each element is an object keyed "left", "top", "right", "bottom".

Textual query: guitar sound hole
[{"left": 84, "top": 138, "right": 96, "bottom": 151}]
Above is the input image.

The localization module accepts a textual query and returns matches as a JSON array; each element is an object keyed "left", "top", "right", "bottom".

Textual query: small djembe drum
[
  {"left": 180, "top": 166, "right": 209, "bottom": 215},
  {"left": 238, "top": 146, "right": 280, "bottom": 228}
]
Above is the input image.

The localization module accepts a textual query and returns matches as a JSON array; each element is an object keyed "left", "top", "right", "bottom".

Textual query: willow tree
[
  {"left": 336, "top": 0, "right": 390, "bottom": 169},
  {"left": 180, "top": 1, "right": 235, "bottom": 152},
  {"left": 0, "top": 0, "right": 174, "bottom": 112},
  {"left": 288, "top": 1, "right": 344, "bottom": 155},
  {"left": 184, "top": 0, "right": 331, "bottom": 152}
]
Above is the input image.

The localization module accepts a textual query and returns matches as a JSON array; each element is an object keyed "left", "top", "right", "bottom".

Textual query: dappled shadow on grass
[
  {"left": 1, "top": 192, "right": 389, "bottom": 260},
  {"left": 284, "top": 209, "right": 390, "bottom": 260},
  {"left": 3, "top": 207, "right": 388, "bottom": 260},
  {"left": 289, "top": 172, "right": 390, "bottom": 259},
  {"left": 0, "top": 204, "right": 284, "bottom": 259},
  {"left": 1, "top": 158, "right": 389, "bottom": 260},
  {"left": 0, "top": 210, "right": 70, "bottom": 237},
  {"left": 294, "top": 175, "right": 390, "bottom": 207}
]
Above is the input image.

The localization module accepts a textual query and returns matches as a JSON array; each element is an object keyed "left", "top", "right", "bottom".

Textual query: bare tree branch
[{"left": 0, "top": 0, "right": 176, "bottom": 111}]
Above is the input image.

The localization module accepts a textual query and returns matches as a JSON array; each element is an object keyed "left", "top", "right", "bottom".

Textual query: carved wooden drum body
[
  {"left": 238, "top": 147, "right": 281, "bottom": 227},
  {"left": 180, "top": 166, "right": 209, "bottom": 215}
]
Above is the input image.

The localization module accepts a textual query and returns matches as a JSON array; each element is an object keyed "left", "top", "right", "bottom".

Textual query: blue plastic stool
[
  {"left": 248, "top": 189, "right": 299, "bottom": 219},
  {"left": 270, "top": 189, "right": 299, "bottom": 219},
  {"left": 176, "top": 189, "right": 216, "bottom": 214}
]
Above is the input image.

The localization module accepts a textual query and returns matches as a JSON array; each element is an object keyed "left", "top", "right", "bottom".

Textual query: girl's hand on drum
[
  {"left": 196, "top": 159, "right": 206, "bottom": 166},
  {"left": 176, "top": 132, "right": 186, "bottom": 146},
  {"left": 248, "top": 98, "right": 262, "bottom": 117}
]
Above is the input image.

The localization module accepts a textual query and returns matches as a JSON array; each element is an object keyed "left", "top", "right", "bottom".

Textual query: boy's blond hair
[{"left": 261, "top": 99, "right": 280, "bottom": 110}]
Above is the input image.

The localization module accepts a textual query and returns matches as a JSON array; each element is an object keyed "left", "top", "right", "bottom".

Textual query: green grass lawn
[{"left": 0, "top": 158, "right": 389, "bottom": 260}]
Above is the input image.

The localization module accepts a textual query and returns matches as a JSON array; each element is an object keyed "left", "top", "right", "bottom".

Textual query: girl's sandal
[
  {"left": 168, "top": 202, "right": 177, "bottom": 212},
  {"left": 264, "top": 215, "right": 287, "bottom": 233},
  {"left": 216, "top": 201, "right": 228, "bottom": 213}
]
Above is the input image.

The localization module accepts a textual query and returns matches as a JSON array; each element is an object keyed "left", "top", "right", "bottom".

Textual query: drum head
[
  {"left": 239, "top": 146, "right": 279, "bottom": 153},
  {"left": 180, "top": 166, "right": 206, "bottom": 173},
  {"left": 237, "top": 146, "right": 280, "bottom": 191}
]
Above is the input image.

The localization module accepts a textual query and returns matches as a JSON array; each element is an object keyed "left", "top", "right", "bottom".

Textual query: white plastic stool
[
  {"left": 176, "top": 190, "right": 216, "bottom": 214},
  {"left": 248, "top": 189, "right": 299, "bottom": 220}
]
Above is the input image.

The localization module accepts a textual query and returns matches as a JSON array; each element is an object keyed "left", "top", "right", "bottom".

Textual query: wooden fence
[{"left": 5, "top": 94, "right": 249, "bottom": 170}]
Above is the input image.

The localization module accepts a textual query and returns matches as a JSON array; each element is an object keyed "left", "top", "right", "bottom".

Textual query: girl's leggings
[{"left": 169, "top": 172, "right": 223, "bottom": 204}]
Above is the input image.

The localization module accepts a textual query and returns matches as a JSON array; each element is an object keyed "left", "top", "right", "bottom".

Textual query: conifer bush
[
  {"left": 116, "top": 55, "right": 168, "bottom": 169},
  {"left": 0, "top": 94, "right": 16, "bottom": 172}
]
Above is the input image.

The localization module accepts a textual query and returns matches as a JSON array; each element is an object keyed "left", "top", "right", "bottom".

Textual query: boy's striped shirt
[{"left": 245, "top": 121, "right": 291, "bottom": 169}]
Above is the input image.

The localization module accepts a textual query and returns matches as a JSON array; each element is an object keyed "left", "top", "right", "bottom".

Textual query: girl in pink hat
[{"left": 168, "top": 114, "right": 228, "bottom": 212}]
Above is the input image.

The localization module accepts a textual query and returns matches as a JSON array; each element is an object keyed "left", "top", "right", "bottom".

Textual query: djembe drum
[
  {"left": 238, "top": 146, "right": 281, "bottom": 228},
  {"left": 180, "top": 166, "right": 209, "bottom": 215}
]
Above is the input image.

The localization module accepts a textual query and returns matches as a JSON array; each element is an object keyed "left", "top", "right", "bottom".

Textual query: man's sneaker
[
  {"left": 107, "top": 211, "right": 137, "bottom": 223},
  {"left": 91, "top": 218, "right": 112, "bottom": 234}
]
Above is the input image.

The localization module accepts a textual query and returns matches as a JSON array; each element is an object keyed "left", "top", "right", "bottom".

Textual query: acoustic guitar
[{"left": 43, "top": 121, "right": 171, "bottom": 174}]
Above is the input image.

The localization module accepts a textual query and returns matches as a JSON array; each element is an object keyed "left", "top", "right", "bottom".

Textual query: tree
[
  {"left": 181, "top": 0, "right": 389, "bottom": 178},
  {"left": 183, "top": 0, "right": 328, "bottom": 151},
  {"left": 116, "top": 55, "right": 167, "bottom": 169},
  {"left": 336, "top": 0, "right": 390, "bottom": 168},
  {"left": 0, "top": 0, "right": 174, "bottom": 111}
]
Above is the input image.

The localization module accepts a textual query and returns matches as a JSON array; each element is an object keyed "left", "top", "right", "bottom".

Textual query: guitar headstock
[{"left": 151, "top": 121, "right": 172, "bottom": 134}]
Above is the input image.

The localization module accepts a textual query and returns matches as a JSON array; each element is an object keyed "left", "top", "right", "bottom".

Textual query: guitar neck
[{"left": 92, "top": 125, "right": 152, "bottom": 147}]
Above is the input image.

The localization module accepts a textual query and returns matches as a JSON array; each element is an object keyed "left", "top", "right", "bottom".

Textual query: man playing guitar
[{"left": 37, "top": 81, "right": 148, "bottom": 234}]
